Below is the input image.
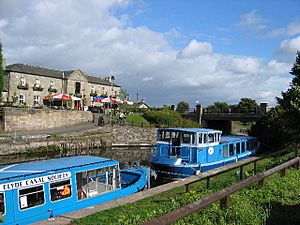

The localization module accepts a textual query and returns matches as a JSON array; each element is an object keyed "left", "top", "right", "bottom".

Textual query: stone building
[{"left": 3, "top": 64, "right": 121, "bottom": 108}]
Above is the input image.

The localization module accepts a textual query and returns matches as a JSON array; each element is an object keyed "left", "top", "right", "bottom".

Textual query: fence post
[
  {"left": 206, "top": 178, "right": 210, "bottom": 189},
  {"left": 185, "top": 184, "right": 189, "bottom": 193},
  {"left": 220, "top": 195, "right": 230, "bottom": 209},
  {"left": 253, "top": 161, "right": 257, "bottom": 175},
  {"left": 141, "top": 122, "right": 143, "bottom": 128},
  {"left": 131, "top": 121, "right": 134, "bottom": 127},
  {"left": 279, "top": 168, "right": 286, "bottom": 177},
  {"left": 240, "top": 165, "right": 243, "bottom": 181},
  {"left": 258, "top": 178, "right": 265, "bottom": 188}
]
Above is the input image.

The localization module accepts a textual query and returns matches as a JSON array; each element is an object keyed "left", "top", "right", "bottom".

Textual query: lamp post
[{"left": 110, "top": 76, "right": 115, "bottom": 125}]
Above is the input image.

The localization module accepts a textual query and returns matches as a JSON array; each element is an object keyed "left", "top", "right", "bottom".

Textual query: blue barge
[
  {"left": 0, "top": 156, "right": 149, "bottom": 224},
  {"left": 150, "top": 128, "right": 259, "bottom": 179}
]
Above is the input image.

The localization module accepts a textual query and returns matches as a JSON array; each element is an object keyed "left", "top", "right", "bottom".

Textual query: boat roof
[
  {"left": 0, "top": 156, "right": 118, "bottom": 182},
  {"left": 221, "top": 135, "right": 255, "bottom": 143},
  {"left": 158, "top": 128, "right": 222, "bottom": 133}
]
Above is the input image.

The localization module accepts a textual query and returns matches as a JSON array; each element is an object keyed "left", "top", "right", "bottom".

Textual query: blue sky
[{"left": 0, "top": 0, "right": 300, "bottom": 107}]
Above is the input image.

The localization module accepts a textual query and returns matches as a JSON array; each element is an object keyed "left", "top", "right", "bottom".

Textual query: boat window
[
  {"left": 246, "top": 141, "right": 251, "bottom": 150},
  {"left": 182, "top": 133, "right": 191, "bottom": 144},
  {"left": 229, "top": 144, "right": 234, "bottom": 156},
  {"left": 203, "top": 133, "right": 207, "bottom": 143},
  {"left": 236, "top": 143, "right": 241, "bottom": 154},
  {"left": 19, "top": 185, "right": 45, "bottom": 210},
  {"left": 198, "top": 133, "right": 203, "bottom": 144},
  {"left": 208, "top": 133, "right": 214, "bottom": 143},
  {"left": 0, "top": 193, "right": 5, "bottom": 215},
  {"left": 50, "top": 179, "right": 72, "bottom": 202},
  {"left": 223, "top": 145, "right": 228, "bottom": 158},
  {"left": 170, "top": 147, "right": 180, "bottom": 156},
  {"left": 76, "top": 165, "right": 119, "bottom": 200},
  {"left": 171, "top": 132, "right": 180, "bottom": 146},
  {"left": 159, "top": 131, "right": 171, "bottom": 142},
  {"left": 241, "top": 142, "right": 245, "bottom": 153}
]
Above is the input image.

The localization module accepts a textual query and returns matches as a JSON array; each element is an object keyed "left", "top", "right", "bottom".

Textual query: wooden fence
[{"left": 143, "top": 147, "right": 299, "bottom": 225}]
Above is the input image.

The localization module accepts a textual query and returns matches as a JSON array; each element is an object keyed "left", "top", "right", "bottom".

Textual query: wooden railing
[{"left": 143, "top": 146, "right": 299, "bottom": 225}]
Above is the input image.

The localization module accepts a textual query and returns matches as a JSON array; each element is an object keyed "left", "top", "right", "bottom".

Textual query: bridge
[{"left": 180, "top": 103, "right": 268, "bottom": 134}]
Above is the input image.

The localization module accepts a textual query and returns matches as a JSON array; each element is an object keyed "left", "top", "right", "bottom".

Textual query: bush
[{"left": 143, "top": 109, "right": 199, "bottom": 128}]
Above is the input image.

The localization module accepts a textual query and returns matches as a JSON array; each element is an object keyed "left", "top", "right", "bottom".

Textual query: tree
[
  {"left": 0, "top": 41, "right": 4, "bottom": 102},
  {"left": 176, "top": 101, "right": 189, "bottom": 113},
  {"left": 207, "top": 101, "right": 229, "bottom": 112},
  {"left": 120, "top": 88, "right": 129, "bottom": 100},
  {"left": 238, "top": 98, "right": 259, "bottom": 112},
  {"left": 251, "top": 51, "right": 300, "bottom": 148}
]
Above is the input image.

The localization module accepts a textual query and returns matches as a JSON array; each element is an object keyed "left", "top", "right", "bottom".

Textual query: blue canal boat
[
  {"left": 0, "top": 156, "right": 149, "bottom": 224},
  {"left": 150, "top": 128, "right": 259, "bottom": 179}
]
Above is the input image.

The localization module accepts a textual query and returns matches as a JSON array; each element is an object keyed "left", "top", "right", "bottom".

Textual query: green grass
[
  {"left": 72, "top": 153, "right": 300, "bottom": 225},
  {"left": 125, "top": 114, "right": 150, "bottom": 125}
]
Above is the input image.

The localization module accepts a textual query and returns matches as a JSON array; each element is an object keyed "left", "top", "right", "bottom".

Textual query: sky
[{"left": 0, "top": 0, "right": 300, "bottom": 107}]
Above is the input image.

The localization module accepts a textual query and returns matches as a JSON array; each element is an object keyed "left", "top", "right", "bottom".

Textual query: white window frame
[
  {"left": 19, "top": 94, "right": 25, "bottom": 104},
  {"left": 33, "top": 95, "right": 40, "bottom": 105},
  {"left": 20, "top": 75, "right": 26, "bottom": 86}
]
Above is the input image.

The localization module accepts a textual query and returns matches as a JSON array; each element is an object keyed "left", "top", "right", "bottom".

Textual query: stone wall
[{"left": 2, "top": 107, "right": 93, "bottom": 131}]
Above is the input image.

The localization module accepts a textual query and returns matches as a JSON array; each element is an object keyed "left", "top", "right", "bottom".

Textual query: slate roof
[{"left": 5, "top": 63, "right": 120, "bottom": 87}]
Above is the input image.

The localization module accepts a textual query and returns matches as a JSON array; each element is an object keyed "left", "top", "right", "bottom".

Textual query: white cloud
[
  {"left": 177, "top": 39, "right": 213, "bottom": 59},
  {"left": 237, "top": 10, "right": 267, "bottom": 30},
  {"left": 0, "top": 0, "right": 292, "bottom": 107},
  {"left": 277, "top": 36, "right": 300, "bottom": 54},
  {"left": 266, "top": 20, "right": 300, "bottom": 38}
]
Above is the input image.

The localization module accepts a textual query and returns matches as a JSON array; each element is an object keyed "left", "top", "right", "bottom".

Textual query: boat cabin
[
  {"left": 0, "top": 156, "right": 145, "bottom": 224},
  {"left": 151, "top": 128, "right": 259, "bottom": 178}
]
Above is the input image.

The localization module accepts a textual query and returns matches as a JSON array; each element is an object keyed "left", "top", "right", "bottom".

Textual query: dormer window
[
  {"left": 20, "top": 75, "right": 26, "bottom": 85},
  {"left": 35, "top": 78, "right": 40, "bottom": 87}
]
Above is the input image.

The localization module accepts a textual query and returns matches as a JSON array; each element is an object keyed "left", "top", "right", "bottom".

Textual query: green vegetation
[
  {"left": 251, "top": 51, "right": 300, "bottom": 148},
  {"left": 176, "top": 101, "right": 189, "bottom": 113},
  {"left": 143, "top": 108, "right": 199, "bottom": 128},
  {"left": 125, "top": 114, "right": 150, "bottom": 125},
  {"left": 207, "top": 101, "right": 230, "bottom": 112},
  {"left": 72, "top": 151, "right": 300, "bottom": 225}
]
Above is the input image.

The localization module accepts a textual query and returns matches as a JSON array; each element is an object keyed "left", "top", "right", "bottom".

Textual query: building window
[
  {"left": 50, "top": 179, "right": 72, "bottom": 202},
  {"left": 20, "top": 75, "right": 26, "bottom": 86},
  {"left": 0, "top": 193, "right": 5, "bottom": 215},
  {"left": 76, "top": 165, "right": 119, "bottom": 200},
  {"left": 35, "top": 78, "right": 40, "bottom": 86},
  {"left": 33, "top": 95, "right": 40, "bottom": 105},
  {"left": 75, "top": 82, "right": 81, "bottom": 94},
  {"left": 19, "top": 185, "right": 45, "bottom": 210},
  {"left": 19, "top": 94, "right": 25, "bottom": 104}
]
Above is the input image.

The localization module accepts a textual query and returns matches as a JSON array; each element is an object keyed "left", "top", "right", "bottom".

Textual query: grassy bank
[{"left": 72, "top": 152, "right": 300, "bottom": 225}]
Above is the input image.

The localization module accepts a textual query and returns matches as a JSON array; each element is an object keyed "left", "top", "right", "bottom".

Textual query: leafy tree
[
  {"left": 251, "top": 51, "right": 300, "bottom": 148},
  {"left": 207, "top": 101, "right": 229, "bottom": 112},
  {"left": 238, "top": 98, "right": 259, "bottom": 112},
  {"left": 120, "top": 88, "right": 129, "bottom": 100},
  {"left": 0, "top": 41, "right": 4, "bottom": 102},
  {"left": 176, "top": 101, "right": 189, "bottom": 113}
]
